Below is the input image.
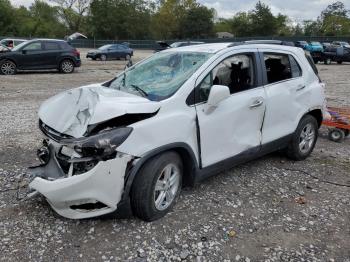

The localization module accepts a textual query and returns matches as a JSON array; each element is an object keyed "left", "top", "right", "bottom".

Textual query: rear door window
[
  {"left": 263, "top": 53, "right": 292, "bottom": 84},
  {"left": 44, "top": 42, "right": 61, "bottom": 50}
]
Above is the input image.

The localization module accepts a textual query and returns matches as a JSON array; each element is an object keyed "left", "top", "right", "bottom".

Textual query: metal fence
[
  {"left": 59, "top": 36, "right": 350, "bottom": 49},
  {"left": 2, "top": 36, "right": 350, "bottom": 49}
]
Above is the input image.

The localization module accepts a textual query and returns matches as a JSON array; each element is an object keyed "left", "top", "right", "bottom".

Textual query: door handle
[
  {"left": 296, "top": 85, "right": 306, "bottom": 91},
  {"left": 250, "top": 100, "right": 263, "bottom": 108}
]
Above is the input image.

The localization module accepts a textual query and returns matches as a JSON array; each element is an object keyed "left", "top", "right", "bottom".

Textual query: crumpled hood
[{"left": 38, "top": 84, "right": 160, "bottom": 138}]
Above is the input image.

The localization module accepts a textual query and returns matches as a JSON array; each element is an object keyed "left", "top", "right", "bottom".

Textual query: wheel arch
[
  {"left": 58, "top": 57, "right": 75, "bottom": 67},
  {"left": 122, "top": 143, "right": 199, "bottom": 201},
  {"left": 306, "top": 108, "right": 323, "bottom": 128},
  {"left": 0, "top": 58, "right": 17, "bottom": 66}
]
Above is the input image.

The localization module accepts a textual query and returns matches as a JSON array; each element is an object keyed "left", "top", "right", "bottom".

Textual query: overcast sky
[{"left": 10, "top": 0, "right": 350, "bottom": 22}]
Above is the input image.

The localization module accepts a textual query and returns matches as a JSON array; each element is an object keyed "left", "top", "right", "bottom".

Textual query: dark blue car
[{"left": 86, "top": 44, "right": 133, "bottom": 61}]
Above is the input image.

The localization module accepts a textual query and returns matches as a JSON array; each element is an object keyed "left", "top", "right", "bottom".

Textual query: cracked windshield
[{"left": 109, "top": 51, "right": 212, "bottom": 101}]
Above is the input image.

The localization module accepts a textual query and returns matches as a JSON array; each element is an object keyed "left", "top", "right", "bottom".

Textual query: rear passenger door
[
  {"left": 259, "top": 49, "right": 306, "bottom": 144},
  {"left": 43, "top": 41, "right": 62, "bottom": 68}
]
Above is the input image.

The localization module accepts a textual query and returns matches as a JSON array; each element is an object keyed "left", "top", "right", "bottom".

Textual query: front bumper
[
  {"left": 28, "top": 143, "right": 132, "bottom": 219},
  {"left": 86, "top": 53, "right": 97, "bottom": 59}
]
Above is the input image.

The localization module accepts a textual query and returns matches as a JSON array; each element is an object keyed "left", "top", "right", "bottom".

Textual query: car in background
[
  {"left": 0, "top": 38, "right": 27, "bottom": 49},
  {"left": 331, "top": 41, "right": 350, "bottom": 48},
  {"left": 0, "top": 39, "right": 81, "bottom": 75},
  {"left": 86, "top": 44, "right": 133, "bottom": 61},
  {"left": 295, "top": 41, "right": 308, "bottom": 49},
  {"left": 155, "top": 41, "right": 205, "bottom": 52},
  {"left": 305, "top": 42, "right": 324, "bottom": 52},
  {"left": 322, "top": 42, "right": 331, "bottom": 49},
  {"left": 0, "top": 44, "right": 10, "bottom": 53}
]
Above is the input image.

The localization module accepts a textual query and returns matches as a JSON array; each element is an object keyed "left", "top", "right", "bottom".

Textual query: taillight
[{"left": 73, "top": 49, "right": 80, "bottom": 57}]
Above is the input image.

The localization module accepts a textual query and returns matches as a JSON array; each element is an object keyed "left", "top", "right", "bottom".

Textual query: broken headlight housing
[{"left": 61, "top": 127, "right": 133, "bottom": 158}]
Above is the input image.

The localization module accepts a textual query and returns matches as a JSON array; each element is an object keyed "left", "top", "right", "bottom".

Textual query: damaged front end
[{"left": 28, "top": 124, "right": 135, "bottom": 219}]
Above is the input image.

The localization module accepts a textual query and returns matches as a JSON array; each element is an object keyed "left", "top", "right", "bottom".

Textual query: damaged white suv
[{"left": 29, "top": 43, "right": 326, "bottom": 221}]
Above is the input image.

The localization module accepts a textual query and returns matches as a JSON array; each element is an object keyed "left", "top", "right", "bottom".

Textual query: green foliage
[
  {"left": 88, "top": 0, "right": 152, "bottom": 39},
  {"left": 0, "top": 0, "right": 16, "bottom": 35},
  {"left": 215, "top": 1, "right": 293, "bottom": 37},
  {"left": 151, "top": 0, "right": 214, "bottom": 39},
  {"left": 0, "top": 0, "right": 350, "bottom": 39}
]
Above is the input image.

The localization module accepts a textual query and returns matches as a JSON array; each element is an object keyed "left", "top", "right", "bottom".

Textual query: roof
[
  {"left": 162, "top": 42, "right": 302, "bottom": 54},
  {"left": 163, "top": 43, "right": 232, "bottom": 53}
]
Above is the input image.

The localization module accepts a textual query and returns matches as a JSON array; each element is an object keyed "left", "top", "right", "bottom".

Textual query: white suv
[{"left": 29, "top": 43, "right": 326, "bottom": 221}]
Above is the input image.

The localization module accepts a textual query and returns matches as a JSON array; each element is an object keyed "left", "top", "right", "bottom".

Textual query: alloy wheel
[
  {"left": 61, "top": 60, "right": 74, "bottom": 73},
  {"left": 1, "top": 61, "right": 16, "bottom": 75},
  {"left": 299, "top": 123, "right": 316, "bottom": 154},
  {"left": 154, "top": 163, "right": 180, "bottom": 211}
]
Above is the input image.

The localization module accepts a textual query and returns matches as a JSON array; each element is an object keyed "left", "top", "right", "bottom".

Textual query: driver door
[
  {"left": 18, "top": 41, "right": 45, "bottom": 69},
  {"left": 194, "top": 50, "right": 266, "bottom": 167}
]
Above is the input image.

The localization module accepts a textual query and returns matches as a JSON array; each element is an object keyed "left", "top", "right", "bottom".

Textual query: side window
[
  {"left": 197, "top": 53, "right": 256, "bottom": 103},
  {"left": 289, "top": 55, "right": 302, "bottom": 78},
  {"left": 44, "top": 42, "right": 61, "bottom": 50},
  {"left": 264, "top": 53, "right": 292, "bottom": 84},
  {"left": 23, "top": 42, "right": 42, "bottom": 51}
]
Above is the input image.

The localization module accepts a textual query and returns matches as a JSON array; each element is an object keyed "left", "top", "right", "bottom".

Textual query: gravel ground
[{"left": 0, "top": 50, "right": 349, "bottom": 262}]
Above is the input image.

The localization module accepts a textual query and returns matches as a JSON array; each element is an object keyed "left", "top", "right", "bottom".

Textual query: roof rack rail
[{"left": 227, "top": 40, "right": 295, "bottom": 47}]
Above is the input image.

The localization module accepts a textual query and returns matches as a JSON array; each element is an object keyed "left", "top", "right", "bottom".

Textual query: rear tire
[
  {"left": 125, "top": 54, "right": 131, "bottom": 61},
  {"left": 337, "top": 61, "right": 343, "bottom": 64},
  {"left": 328, "top": 128, "right": 345, "bottom": 142},
  {"left": 0, "top": 60, "right": 17, "bottom": 75},
  {"left": 130, "top": 151, "right": 183, "bottom": 222},
  {"left": 286, "top": 115, "right": 318, "bottom": 161},
  {"left": 59, "top": 59, "right": 74, "bottom": 74},
  {"left": 324, "top": 58, "right": 331, "bottom": 65}
]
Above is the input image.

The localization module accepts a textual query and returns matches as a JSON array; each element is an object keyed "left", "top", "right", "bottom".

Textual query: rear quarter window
[{"left": 304, "top": 52, "right": 318, "bottom": 76}]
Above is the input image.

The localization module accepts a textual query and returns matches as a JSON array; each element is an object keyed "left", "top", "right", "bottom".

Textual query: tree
[
  {"left": 179, "top": 5, "right": 215, "bottom": 38},
  {"left": 319, "top": 1, "right": 350, "bottom": 36},
  {"left": 89, "top": 0, "right": 152, "bottom": 39},
  {"left": 26, "top": 1, "right": 66, "bottom": 38},
  {"left": 0, "top": 0, "right": 16, "bottom": 36},
  {"left": 50, "top": 0, "right": 91, "bottom": 32},
  {"left": 303, "top": 20, "right": 321, "bottom": 36},
  {"left": 230, "top": 12, "right": 252, "bottom": 37},
  {"left": 151, "top": 0, "right": 213, "bottom": 39},
  {"left": 249, "top": 1, "right": 279, "bottom": 36}
]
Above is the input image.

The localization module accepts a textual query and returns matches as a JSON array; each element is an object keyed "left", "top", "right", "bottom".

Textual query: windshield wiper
[{"left": 130, "top": 84, "right": 148, "bottom": 98}]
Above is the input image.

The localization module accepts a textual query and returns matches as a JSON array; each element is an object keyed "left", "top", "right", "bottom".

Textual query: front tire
[
  {"left": 125, "top": 54, "right": 131, "bottom": 61},
  {"left": 131, "top": 151, "right": 183, "bottom": 221},
  {"left": 324, "top": 58, "right": 331, "bottom": 65},
  {"left": 59, "top": 59, "right": 74, "bottom": 74},
  {"left": 100, "top": 54, "right": 107, "bottom": 61},
  {"left": 286, "top": 115, "right": 318, "bottom": 160},
  {"left": 337, "top": 61, "right": 343, "bottom": 64},
  {"left": 0, "top": 60, "right": 17, "bottom": 75}
]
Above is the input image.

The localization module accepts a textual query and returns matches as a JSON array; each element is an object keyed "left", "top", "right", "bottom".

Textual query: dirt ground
[{"left": 0, "top": 49, "right": 349, "bottom": 262}]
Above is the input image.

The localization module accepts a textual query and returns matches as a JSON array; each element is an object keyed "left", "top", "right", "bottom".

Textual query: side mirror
[
  {"left": 204, "top": 85, "right": 230, "bottom": 114},
  {"left": 22, "top": 50, "right": 27, "bottom": 54}
]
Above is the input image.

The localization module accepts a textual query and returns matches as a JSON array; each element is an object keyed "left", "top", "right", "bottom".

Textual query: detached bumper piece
[{"left": 28, "top": 143, "right": 132, "bottom": 219}]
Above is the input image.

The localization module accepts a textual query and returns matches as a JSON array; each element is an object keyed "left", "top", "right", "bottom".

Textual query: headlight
[{"left": 61, "top": 127, "right": 133, "bottom": 158}]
